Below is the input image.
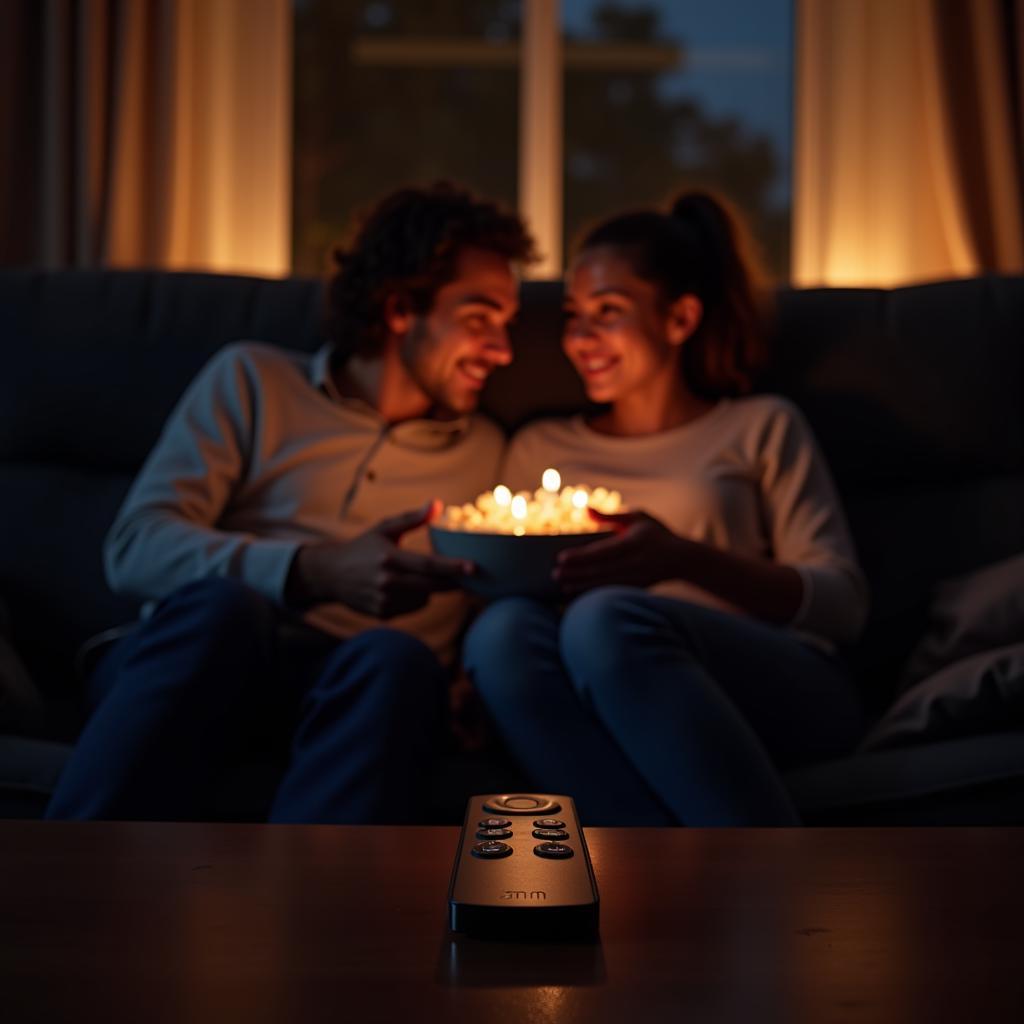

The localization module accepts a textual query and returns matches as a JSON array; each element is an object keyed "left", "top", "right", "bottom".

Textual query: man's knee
[
  {"left": 156, "top": 577, "right": 276, "bottom": 638},
  {"left": 317, "top": 628, "right": 445, "bottom": 706},
  {"left": 97, "top": 578, "right": 277, "bottom": 707}
]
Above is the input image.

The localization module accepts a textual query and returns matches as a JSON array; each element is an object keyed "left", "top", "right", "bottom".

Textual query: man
[{"left": 47, "top": 183, "right": 536, "bottom": 823}]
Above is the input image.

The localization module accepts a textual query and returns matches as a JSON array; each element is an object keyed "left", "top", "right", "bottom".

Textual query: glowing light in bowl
[{"left": 436, "top": 469, "right": 623, "bottom": 535}]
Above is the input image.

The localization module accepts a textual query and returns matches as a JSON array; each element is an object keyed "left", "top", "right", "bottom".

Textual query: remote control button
[
  {"left": 478, "top": 817, "right": 511, "bottom": 830},
  {"left": 471, "top": 841, "right": 513, "bottom": 859},
  {"left": 534, "top": 842, "right": 574, "bottom": 859},
  {"left": 532, "top": 828, "right": 569, "bottom": 841},
  {"left": 476, "top": 828, "right": 513, "bottom": 840},
  {"left": 533, "top": 819, "right": 565, "bottom": 829},
  {"left": 483, "top": 795, "right": 562, "bottom": 815}
]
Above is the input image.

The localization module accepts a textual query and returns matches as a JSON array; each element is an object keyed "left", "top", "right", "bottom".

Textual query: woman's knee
[
  {"left": 560, "top": 586, "right": 694, "bottom": 705},
  {"left": 560, "top": 587, "right": 649, "bottom": 668}
]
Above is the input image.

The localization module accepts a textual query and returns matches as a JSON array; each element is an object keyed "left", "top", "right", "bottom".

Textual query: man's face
[{"left": 400, "top": 247, "right": 519, "bottom": 416}]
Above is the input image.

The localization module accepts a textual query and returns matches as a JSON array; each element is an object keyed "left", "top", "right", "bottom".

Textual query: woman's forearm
[{"left": 669, "top": 536, "right": 803, "bottom": 625}]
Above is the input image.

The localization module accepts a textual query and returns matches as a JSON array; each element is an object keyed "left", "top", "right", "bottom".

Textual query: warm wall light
[
  {"left": 519, "top": 0, "right": 562, "bottom": 278},
  {"left": 792, "top": 0, "right": 981, "bottom": 288},
  {"left": 159, "top": 0, "right": 293, "bottom": 278}
]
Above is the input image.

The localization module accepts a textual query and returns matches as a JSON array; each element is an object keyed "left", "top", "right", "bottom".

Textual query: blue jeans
[
  {"left": 464, "top": 586, "right": 863, "bottom": 827},
  {"left": 46, "top": 578, "right": 447, "bottom": 823}
]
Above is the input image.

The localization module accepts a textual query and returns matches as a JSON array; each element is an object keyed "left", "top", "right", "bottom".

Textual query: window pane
[
  {"left": 292, "top": 1, "right": 521, "bottom": 274},
  {"left": 562, "top": 0, "right": 793, "bottom": 278}
]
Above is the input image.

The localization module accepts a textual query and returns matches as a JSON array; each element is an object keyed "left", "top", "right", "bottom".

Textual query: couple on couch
[{"left": 46, "top": 182, "right": 867, "bottom": 828}]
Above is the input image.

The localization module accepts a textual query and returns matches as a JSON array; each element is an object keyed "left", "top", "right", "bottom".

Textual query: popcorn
[{"left": 435, "top": 469, "right": 623, "bottom": 535}]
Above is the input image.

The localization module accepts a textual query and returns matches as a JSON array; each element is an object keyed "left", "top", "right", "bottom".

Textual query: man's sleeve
[{"left": 104, "top": 346, "right": 300, "bottom": 605}]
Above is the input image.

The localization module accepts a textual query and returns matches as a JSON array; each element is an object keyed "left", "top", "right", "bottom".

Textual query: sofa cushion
[
  {"left": 0, "top": 463, "right": 139, "bottom": 698},
  {"left": 899, "top": 552, "right": 1024, "bottom": 689},
  {"left": 0, "top": 735, "right": 72, "bottom": 818},
  {"left": 785, "top": 731, "right": 1024, "bottom": 824},
  {"left": 769, "top": 277, "right": 1024, "bottom": 490},
  {"left": 860, "top": 643, "right": 1024, "bottom": 751},
  {"left": 840, "top": 479, "right": 1024, "bottom": 712},
  {"left": 0, "top": 270, "right": 325, "bottom": 471}
]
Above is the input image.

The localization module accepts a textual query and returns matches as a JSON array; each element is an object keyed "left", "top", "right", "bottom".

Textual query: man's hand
[
  {"left": 286, "top": 500, "right": 473, "bottom": 618},
  {"left": 552, "top": 508, "right": 688, "bottom": 596}
]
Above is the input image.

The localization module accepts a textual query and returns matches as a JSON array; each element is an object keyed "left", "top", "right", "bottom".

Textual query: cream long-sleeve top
[
  {"left": 105, "top": 342, "right": 504, "bottom": 666},
  {"left": 502, "top": 395, "right": 868, "bottom": 650}
]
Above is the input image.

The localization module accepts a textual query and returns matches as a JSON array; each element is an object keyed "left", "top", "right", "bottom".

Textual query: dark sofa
[{"left": 2, "top": 269, "right": 1023, "bottom": 824}]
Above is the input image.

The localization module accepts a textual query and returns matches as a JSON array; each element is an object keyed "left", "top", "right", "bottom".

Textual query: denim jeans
[
  {"left": 46, "top": 578, "right": 447, "bottom": 823},
  {"left": 464, "top": 586, "right": 863, "bottom": 827}
]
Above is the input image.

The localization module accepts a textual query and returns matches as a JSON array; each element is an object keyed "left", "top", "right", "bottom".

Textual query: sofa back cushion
[
  {"left": 766, "top": 278, "right": 1024, "bottom": 708},
  {"left": 0, "top": 271, "right": 326, "bottom": 702},
  {"left": 0, "top": 270, "right": 326, "bottom": 471},
  {"left": 1, "top": 270, "right": 1022, "bottom": 710}
]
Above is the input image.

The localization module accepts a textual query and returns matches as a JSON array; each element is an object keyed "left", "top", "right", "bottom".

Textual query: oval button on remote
[
  {"left": 532, "top": 828, "right": 569, "bottom": 841},
  {"left": 534, "top": 842, "right": 574, "bottom": 859},
  {"left": 476, "top": 828, "right": 513, "bottom": 840},
  {"left": 472, "top": 841, "right": 513, "bottom": 859},
  {"left": 534, "top": 819, "right": 565, "bottom": 829},
  {"left": 478, "top": 817, "right": 511, "bottom": 830}
]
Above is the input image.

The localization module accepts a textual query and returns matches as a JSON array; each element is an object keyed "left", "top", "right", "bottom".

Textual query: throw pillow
[
  {"left": 861, "top": 642, "right": 1024, "bottom": 751},
  {"left": 899, "top": 551, "right": 1024, "bottom": 690}
]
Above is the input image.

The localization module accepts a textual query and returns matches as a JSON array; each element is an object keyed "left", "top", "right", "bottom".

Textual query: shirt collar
[
  {"left": 310, "top": 343, "right": 471, "bottom": 449},
  {"left": 311, "top": 343, "right": 342, "bottom": 401}
]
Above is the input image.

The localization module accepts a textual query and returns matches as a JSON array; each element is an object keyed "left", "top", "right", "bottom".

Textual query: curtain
[
  {"left": 0, "top": 0, "right": 292, "bottom": 275},
  {"left": 793, "top": 0, "right": 1024, "bottom": 286}
]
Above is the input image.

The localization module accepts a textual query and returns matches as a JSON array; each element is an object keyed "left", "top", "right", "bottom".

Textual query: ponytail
[{"left": 668, "top": 191, "right": 769, "bottom": 397}]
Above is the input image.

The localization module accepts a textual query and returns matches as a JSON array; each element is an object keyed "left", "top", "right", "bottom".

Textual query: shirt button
[{"left": 366, "top": 469, "right": 376, "bottom": 482}]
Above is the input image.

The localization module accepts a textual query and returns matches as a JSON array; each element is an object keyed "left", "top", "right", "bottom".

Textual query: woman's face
[{"left": 562, "top": 246, "right": 694, "bottom": 405}]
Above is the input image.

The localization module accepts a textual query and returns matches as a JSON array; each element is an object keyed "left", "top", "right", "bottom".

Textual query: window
[
  {"left": 292, "top": 1, "right": 792, "bottom": 277},
  {"left": 292, "top": 0, "right": 521, "bottom": 274},
  {"left": 562, "top": 0, "right": 792, "bottom": 275}
]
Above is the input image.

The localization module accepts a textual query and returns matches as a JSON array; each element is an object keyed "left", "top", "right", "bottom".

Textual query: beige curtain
[
  {"left": 2, "top": 0, "right": 292, "bottom": 275},
  {"left": 793, "top": 0, "right": 1024, "bottom": 286}
]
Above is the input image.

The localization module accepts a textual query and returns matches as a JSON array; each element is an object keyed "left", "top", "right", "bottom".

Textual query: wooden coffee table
[{"left": 3, "top": 822, "right": 1023, "bottom": 1022}]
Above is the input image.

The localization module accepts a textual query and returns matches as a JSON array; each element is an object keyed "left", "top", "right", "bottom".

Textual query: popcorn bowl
[{"left": 428, "top": 525, "right": 614, "bottom": 599}]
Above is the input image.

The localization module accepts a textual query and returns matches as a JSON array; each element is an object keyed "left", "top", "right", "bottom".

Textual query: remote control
[{"left": 447, "top": 793, "right": 599, "bottom": 939}]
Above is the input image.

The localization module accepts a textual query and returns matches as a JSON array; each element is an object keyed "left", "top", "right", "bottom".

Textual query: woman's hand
[
  {"left": 555, "top": 507, "right": 806, "bottom": 624},
  {"left": 553, "top": 508, "right": 688, "bottom": 595}
]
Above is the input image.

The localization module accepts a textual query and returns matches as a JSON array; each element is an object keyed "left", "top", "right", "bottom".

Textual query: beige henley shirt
[{"left": 105, "top": 342, "right": 504, "bottom": 665}]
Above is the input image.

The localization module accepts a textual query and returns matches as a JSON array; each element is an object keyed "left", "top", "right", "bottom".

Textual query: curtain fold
[
  {"left": 793, "top": 0, "right": 1024, "bottom": 286},
  {"left": 1, "top": 0, "right": 292, "bottom": 275},
  {"left": 931, "top": 0, "right": 1024, "bottom": 271}
]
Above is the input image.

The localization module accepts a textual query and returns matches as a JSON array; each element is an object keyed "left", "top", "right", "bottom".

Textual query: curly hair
[
  {"left": 325, "top": 182, "right": 538, "bottom": 360},
  {"left": 576, "top": 190, "right": 771, "bottom": 398}
]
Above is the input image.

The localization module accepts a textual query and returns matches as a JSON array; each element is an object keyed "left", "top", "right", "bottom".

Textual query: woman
[{"left": 463, "top": 192, "right": 867, "bottom": 826}]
